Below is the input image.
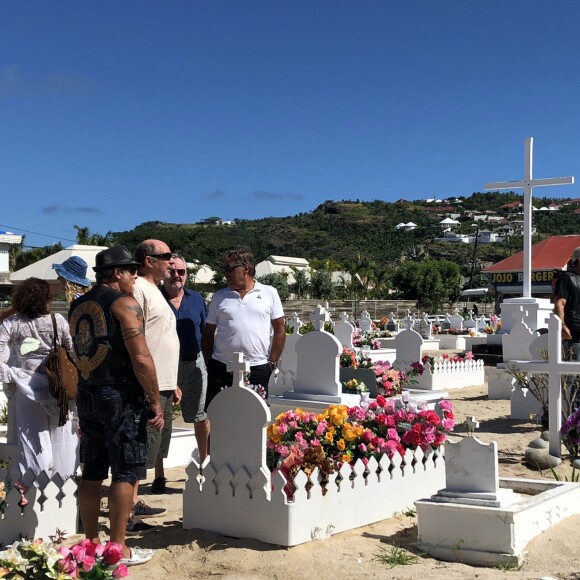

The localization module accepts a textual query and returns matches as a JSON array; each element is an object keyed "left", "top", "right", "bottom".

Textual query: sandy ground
[{"left": 82, "top": 384, "right": 580, "bottom": 580}]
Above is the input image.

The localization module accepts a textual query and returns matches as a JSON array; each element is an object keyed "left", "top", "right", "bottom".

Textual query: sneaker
[
  {"left": 133, "top": 499, "right": 167, "bottom": 519},
  {"left": 126, "top": 516, "right": 158, "bottom": 536},
  {"left": 119, "top": 546, "right": 155, "bottom": 566},
  {"left": 150, "top": 476, "right": 167, "bottom": 495}
]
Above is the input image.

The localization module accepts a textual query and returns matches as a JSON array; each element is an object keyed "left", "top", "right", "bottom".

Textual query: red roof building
[{"left": 484, "top": 235, "right": 580, "bottom": 295}]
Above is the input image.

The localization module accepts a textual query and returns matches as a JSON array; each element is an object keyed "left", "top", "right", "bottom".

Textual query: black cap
[{"left": 93, "top": 246, "right": 140, "bottom": 271}]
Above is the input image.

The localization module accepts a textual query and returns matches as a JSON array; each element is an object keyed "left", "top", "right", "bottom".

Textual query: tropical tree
[
  {"left": 73, "top": 225, "right": 91, "bottom": 244},
  {"left": 256, "top": 273, "right": 290, "bottom": 301},
  {"left": 310, "top": 270, "right": 335, "bottom": 300},
  {"left": 392, "top": 259, "right": 461, "bottom": 312},
  {"left": 290, "top": 267, "right": 310, "bottom": 299}
]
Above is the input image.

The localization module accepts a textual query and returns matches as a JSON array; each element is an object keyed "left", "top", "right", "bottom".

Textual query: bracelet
[{"left": 268, "top": 360, "right": 278, "bottom": 369}]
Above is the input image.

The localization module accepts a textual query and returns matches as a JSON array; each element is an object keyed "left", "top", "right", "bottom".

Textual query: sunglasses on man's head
[
  {"left": 149, "top": 252, "right": 173, "bottom": 261},
  {"left": 223, "top": 262, "right": 245, "bottom": 273},
  {"left": 171, "top": 269, "right": 186, "bottom": 276}
]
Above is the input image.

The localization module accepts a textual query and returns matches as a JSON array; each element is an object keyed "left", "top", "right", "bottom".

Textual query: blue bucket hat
[{"left": 52, "top": 255, "right": 91, "bottom": 287}]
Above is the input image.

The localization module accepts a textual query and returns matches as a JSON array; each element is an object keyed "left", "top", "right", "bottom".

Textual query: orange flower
[{"left": 336, "top": 438, "right": 346, "bottom": 451}]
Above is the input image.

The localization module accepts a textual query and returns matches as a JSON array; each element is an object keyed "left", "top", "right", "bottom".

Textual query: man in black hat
[{"left": 69, "top": 245, "right": 163, "bottom": 566}]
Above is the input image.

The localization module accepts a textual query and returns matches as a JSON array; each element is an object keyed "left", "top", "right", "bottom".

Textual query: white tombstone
[
  {"left": 289, "top": 306, "right": 343, "bottom": 403},
  {"left": 433, "top": 435, "right": 513, "bottom": 507},
  {"left": 419, "top": 313, "right": 433, "bottom": 339},
  {"left": 386, "top": 312, "right": 399, "bottom": 333},
  {"left": 394, "top": 328, "right": 423, "bottom": 367},
  {"left": 401, "top": 310, "right": 415, "bottom": 331},
  {"left": 334, "top": 311, "right": 355, "bottom": 349},
  {"left": 486, "top": 138, "right": 573, "bottom": 332},
  {"left": 502, "top": 307, "right": 536, "bottom": 362},
  {"left": 358, "top": 310, "right": 373, "bottom": 334},
  {"left": 269, "top": 313, "right": 302, "bottom": 395},
  {"left": 449, "top": 308, "right": 463, "bottom": 330}
]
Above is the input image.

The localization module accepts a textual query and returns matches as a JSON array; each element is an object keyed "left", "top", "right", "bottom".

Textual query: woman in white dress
[{"left": 0, "top": 278, "right": 79, "bottom": 479}]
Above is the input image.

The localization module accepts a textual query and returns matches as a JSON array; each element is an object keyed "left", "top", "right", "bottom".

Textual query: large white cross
[
  {"left": 508, "top": 314, "right": 580, "bottom": 458},
  {"left": 485, "top": 137, "right": 574, "bottom": 298}
]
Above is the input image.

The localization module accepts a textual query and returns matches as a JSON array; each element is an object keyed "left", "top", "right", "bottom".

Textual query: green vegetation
[
  {"left": 373, "top": 544, "right": 421, "bottom": 568},
  {"left": 14, "top": 192, "right": 580, "bottom": 305}
]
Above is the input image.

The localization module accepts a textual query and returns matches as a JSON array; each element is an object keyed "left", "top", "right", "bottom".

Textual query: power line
[{"left": 0, "top": 223, "right": 77, "bottom": 244}]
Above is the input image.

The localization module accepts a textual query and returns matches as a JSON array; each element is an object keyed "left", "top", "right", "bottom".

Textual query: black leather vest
[{"left": 69, "top": 285, "right": 138, "bottom": 387}]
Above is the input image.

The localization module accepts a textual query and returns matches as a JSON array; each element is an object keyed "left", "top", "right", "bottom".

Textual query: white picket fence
[
  {"left": 0, "top": 444, "right": 78, "bottom": 545},
  {"left": 413, "top": 359, "right": 485, "bottom": 390},
  {"left": 182, "top": 383, "right": 446, "bottom": 546}
]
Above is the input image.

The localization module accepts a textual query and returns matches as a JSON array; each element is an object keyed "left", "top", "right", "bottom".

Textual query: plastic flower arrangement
[
  {"left": 484, "top": 315, "right": 502, "bottom": 334},
  {"left": 266, "top": 397, "right": 455, "bottom": 497},
  {"left": 561, "top": 408, "right": 580, "bottom": 456},
  {"left": 352, "top": 329, "right": 381, "bottom": 350},
  {"left": 435, "top": 328, "right": 471, "bottom": 336},
  {"left": 371, "top": 360, "right": 421, "bottom": 397},
  {"left": 342, "top": 379, "right": 368, "bottom": 394},
  {"left": 0, "top": 539, "right": 128, "bottom": 579},
  {"left": 340, "top": 347, "right": 359, "bottom": 368}
]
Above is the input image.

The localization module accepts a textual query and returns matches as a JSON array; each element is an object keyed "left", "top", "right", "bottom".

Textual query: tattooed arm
[{"left": 112, "top": 295, "right": 163, "bottom": 430}]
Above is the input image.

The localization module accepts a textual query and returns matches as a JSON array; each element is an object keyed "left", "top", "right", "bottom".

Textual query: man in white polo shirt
[{"left": 202, "top": 247, "right": 286, "bottom": 408}]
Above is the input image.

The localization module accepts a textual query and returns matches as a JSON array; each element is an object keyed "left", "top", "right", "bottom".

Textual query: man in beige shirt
[{"left": 129, "top": 239, "right": 180, "bottom": 532}]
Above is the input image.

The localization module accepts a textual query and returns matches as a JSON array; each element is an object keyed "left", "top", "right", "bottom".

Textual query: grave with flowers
[
  {"left": 183, "top": 352, "right": 454, "bottom": 546},
  {"left": 269, "top": 306, "right": 448, "bottom": 417},
  {"left": 393, "top": 327, "right": 485, "bottom": 391}
]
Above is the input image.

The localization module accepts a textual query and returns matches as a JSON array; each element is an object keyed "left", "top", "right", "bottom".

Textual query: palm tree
[{"left": 73, "top": 225, "right": 91, "bottom": 244}]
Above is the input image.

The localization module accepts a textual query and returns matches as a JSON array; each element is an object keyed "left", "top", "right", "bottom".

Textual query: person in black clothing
[
  {"left": 554, "top": 246, "right": 580, "bottom": 362},
  {"left": 69, "top": 246, "right": 163, "bottom": 566}
]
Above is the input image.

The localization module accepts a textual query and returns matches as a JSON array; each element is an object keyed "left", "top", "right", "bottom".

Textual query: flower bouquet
[
  {"left": 0, "top": 539, "right": 128, "bottom": 579},
  {"left": 342, "top": 379, "right": 368, "bottom": 394},
  {"left": 266, "top": 397, "right": 455, "bottom": 497}
]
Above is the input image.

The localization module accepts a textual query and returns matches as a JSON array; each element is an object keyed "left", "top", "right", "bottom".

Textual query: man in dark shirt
[
  {"left": 554, "top": 246, "right": 580, "bottom": 361},
  {"left": 161, "top": 255, "right": 210, "bottom": 479},
  {"left": 69, "top": 245, "right": 163, "bottom": 566}
]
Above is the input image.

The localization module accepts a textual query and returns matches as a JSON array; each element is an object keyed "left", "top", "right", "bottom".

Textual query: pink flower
[
  {"left": 277, "top": 423, "right": 288, "bottom": 434},
  {"left": 288, "top": 420, "right": 298, "bottom": 429},
  {"left": 376, "top": 395, "right": 387, "bottom": 407},
  {"left": 113, "top": 564, "right": 129, "bottom": 578},
  {"left": 71, "top": 543, "right": 87, "bottom": 563},
  {"left": 438, "top": 399, "right": 452, "bottom": 411},
  {"left": 387, "top": 428, "right": 400, "bottom": 442},
  {"left": 59, "top": 556, "right": 77, "bottom": 576},
  {"left": 103, "top": 542, "right": 123, "bottom": 566},
  {"left": 81, "top": 556, "right": 95, "bottom": 572},
  {"left": 443, "top": 418, "right": 455, "bottom": 430},
  {"left": 315, "top": 423, "right": 326, "bottom": 437},
  {"left": 276, "top": 445, "right": 291, "bottom": 457},
  {"left": 358, "top": 443, "right": 367, "bottom": 453},
  {"left": 310, "top": 438, "right": 321, "bottom": 447}
]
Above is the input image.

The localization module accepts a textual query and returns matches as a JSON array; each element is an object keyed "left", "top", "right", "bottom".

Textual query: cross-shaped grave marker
[
  {"left": 227, "top": 351, "right": 250, "bottom": 388},
  {"left": 339, "top": 311, "right": 350, "bottom": 323},
  {"left": 310, "top": 304, "right": 329, "bottom": 331},
  {"left": 466, "top": 415, "right": 480, "bottom": 436},
  {"left": 485, "top": 137, "right": 574, "bottom": 298},
  {"left": 508, "top": 314, "right": 580, "bottom": 458},
  {"left": 288, "top": 312, "right": 303, "bottom": 335}
]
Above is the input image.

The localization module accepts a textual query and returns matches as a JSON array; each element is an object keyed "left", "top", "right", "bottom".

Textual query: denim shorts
[{"left": 77, "top": 384, "right": 147, "bottom": 483}]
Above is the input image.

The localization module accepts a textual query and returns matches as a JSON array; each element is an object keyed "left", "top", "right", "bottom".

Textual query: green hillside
[{"left": 112, "top": 192, "right": 579, "bottom": 275}]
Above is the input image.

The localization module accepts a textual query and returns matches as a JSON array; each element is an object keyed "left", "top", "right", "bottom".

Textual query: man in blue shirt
[{"left": 160, "top": 255, "right": 209, "bottom": 490}]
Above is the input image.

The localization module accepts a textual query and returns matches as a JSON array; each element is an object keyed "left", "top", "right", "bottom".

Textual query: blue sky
[{"left": 1, "top": 1, "right": 579, "bottom": 248}]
